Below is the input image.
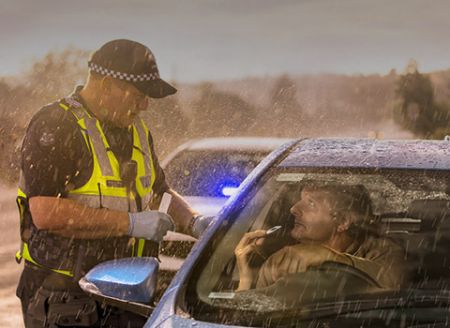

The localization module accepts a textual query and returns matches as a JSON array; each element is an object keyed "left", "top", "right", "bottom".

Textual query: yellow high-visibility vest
[{"left": 16, "top": 98, "right": 156, "bottom": 276}]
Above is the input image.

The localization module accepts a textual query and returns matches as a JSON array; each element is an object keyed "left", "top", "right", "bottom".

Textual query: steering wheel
[
  {"left": 317, "top": 261, "right": 381, "bottom": 284},
  {"left": 254, "top": 261, "right": 383, "bottom": 307}
]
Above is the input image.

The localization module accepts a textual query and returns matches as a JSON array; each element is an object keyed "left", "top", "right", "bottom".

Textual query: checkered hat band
[{"left": 88, "top": 62, "right": 160, "bottom": 81}]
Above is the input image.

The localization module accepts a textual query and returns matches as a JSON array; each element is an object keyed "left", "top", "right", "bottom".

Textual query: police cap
[{"left": 88, "top": 39, "right": 177, "bottom": 99}]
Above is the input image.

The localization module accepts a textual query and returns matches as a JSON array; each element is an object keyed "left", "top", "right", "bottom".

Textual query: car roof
[
  {"left": 178, "top": 137, "right": 293, "bottom": 152},
  {"left": 278, "top": 138, "right": 450, "bottom": 170}
]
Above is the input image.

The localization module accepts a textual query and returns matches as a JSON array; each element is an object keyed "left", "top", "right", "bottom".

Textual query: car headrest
[
  {"left": 379, "top": 199, "right": 450, "bottom": 234},
  {"left": 406, "top": 199, "right": 450, "bottom": 230}
]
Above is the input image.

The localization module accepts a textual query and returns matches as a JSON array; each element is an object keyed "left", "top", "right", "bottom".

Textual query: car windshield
[
  {"left": 187, "top": 167, "right": 450, "bottom": 326},
  {"left": 164, "top": 150, "right": 268, "bottom": 197}
]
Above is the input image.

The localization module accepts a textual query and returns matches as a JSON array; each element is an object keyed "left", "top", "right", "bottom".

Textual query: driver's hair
[{"left": 302, "top": 184, "right": 375, "bottom": 234}]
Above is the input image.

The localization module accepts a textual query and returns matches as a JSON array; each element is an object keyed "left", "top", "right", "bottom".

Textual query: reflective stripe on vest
[
  {"left": 84, "top": 118, "right": 114, "bottom": 176},
  {"left": 67, "top": 194, "right": 137, "bottom": 212}
]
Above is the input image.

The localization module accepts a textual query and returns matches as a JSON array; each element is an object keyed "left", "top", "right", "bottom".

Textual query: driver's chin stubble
[{"left": 290, "top": 225, "right": 306, "bottom": 240}]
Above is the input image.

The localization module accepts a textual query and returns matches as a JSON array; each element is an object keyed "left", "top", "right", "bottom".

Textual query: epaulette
[
  {"left": 58, "top": 96, "right": 90, "bottom": 121},
  {"left": 63, "top": 96, "right": 83, "bottom": 109}
]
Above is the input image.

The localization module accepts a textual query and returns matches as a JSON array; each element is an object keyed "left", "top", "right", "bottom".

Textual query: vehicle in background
[
  {"left": 161, "top": 137, "right": 292, "bottom": 217},
  {"left": 82, "top": 138, "right": 450, "bottom": 327}
]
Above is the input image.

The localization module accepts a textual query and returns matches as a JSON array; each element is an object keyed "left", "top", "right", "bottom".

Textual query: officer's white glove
[
  {"left": 128, "top": 211, "right": 175, "bottom": 242},
  {"left": 190, "top": 215, "right": 214, "bottom": 239}
]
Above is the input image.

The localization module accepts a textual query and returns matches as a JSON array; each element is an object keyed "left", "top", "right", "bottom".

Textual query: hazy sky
[{"left": 1, "top": 0, "right": 450, "bottom": 82}]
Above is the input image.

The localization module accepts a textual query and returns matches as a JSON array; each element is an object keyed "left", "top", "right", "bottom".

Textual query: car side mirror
[{"left": 79, "top": 257, "right": 159, "bottom": 317}]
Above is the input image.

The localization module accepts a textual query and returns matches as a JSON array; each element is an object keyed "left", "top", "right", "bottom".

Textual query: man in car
[
  {"left": 16, "top": 39, "right": 211, "bottom": 327},
  {"left": 235, "top": 184, "right": 408, "bottom": 292}
]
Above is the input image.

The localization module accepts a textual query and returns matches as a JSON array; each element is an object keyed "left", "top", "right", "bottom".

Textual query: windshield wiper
[{"left": 244, "top": 290, "right": 450, "bottom": 325}]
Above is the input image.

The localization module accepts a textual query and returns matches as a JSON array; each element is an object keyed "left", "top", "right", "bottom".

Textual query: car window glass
[
  {"left": 187, "top": 168, "right": 450, "bottom": 325},
  {"left": 164, "top": 150, "right": 267, "bottom": 197}
]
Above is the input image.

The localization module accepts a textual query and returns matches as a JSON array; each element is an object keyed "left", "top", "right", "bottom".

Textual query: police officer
[{"left": 16, "top": 39, "right": 211, "bottom": 327}]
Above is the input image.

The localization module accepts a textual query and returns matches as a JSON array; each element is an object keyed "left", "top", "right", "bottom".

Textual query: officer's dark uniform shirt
[{"left": 21, "top": 88, "right": 169, "bottom": 199}]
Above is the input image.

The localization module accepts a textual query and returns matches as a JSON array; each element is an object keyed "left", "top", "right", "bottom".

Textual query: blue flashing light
[{"left": 222, "top": 186, "right": 239, "bottom": 197}]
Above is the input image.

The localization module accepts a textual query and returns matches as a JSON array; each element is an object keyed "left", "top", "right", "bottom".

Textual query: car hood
[{"left": 152, "top": 315, "right": 248, "bottom": 327}]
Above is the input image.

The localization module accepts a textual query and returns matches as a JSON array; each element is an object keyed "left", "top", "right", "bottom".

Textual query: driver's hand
[
  {"left": 234, "top": 230, "right": 267, "bottom": 259},
  {"left": 234, "top": 230, "right": 267, "bottom": 291},
  {"left": 256, "top": 244, "right": 353, "bottom": 288}
]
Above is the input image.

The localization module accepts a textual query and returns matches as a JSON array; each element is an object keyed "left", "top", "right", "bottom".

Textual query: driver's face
[{"left": 289, "top": 188, "right": 338, "bottom": 242}]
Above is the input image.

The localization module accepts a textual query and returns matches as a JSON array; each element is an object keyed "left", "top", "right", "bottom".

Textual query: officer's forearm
[{"left": 29, "top": 196, "right": 129, "bottom": 237}]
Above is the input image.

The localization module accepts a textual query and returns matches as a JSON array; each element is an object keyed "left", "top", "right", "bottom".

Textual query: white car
[{"left": 161, "top": 137, "right": 292, "bottom": 217}]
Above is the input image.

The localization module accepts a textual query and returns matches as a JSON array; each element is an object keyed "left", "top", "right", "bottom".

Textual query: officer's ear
[{"left": 99, "top": 76, "right": 114, "bottom": 95}]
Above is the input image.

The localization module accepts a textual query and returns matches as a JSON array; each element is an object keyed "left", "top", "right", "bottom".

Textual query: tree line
[{"left": 1, "top": 48, "right": 450, "bottom": 184}]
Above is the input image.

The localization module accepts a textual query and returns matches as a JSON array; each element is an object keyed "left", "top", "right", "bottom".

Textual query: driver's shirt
[
  {"left": 342, "top": 234, "right": 408, "bottom": 288},
  {"left": 256, "top": 235, "right": 407, "bottom": 290}
]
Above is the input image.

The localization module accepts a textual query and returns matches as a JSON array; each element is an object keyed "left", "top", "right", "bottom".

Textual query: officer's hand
[
  {"left": 128, "top": 211, "right": 175, "bottom": 242},
  {"left": 190, "top": 215, "right": 214, "bottom": 239}
]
